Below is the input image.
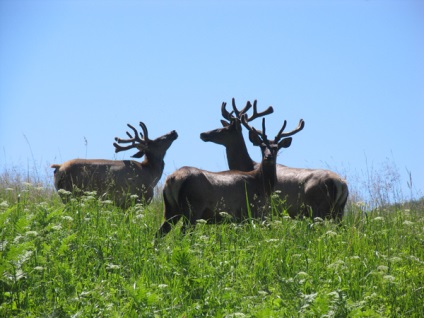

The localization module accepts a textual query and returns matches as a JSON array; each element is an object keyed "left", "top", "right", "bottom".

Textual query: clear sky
[{"left": 1, "top": 0, "right": 423, "bottom": 202}]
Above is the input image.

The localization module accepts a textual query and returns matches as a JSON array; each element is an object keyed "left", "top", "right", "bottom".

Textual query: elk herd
[{"left": 51, "top": 98, "right": 348, "bottom": 238}]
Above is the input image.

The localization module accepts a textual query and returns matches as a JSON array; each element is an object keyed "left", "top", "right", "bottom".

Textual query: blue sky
[{"left": 1, "top": 0, "right": 423, "bottom": 201}]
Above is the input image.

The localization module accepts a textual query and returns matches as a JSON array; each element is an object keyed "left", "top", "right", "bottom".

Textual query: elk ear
[
  {"left": 220, "top": 120, "right": 230, "bottom": 127},
  {"left": 248, "top": 130, "right": 263, "bottom": 146},
  {"left": 278, "top": 137, "right": 292, "bottom": 149},
  {"left": 131, "top": 150, "right": 145, "bottom": 158}
]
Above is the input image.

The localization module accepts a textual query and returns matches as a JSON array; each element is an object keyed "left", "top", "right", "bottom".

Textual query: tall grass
[{"left": 0, "top": 165, "right": 423, "bottom": 317}]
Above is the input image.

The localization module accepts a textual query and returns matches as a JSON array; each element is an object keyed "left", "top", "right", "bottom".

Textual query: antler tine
[
  {"left": 221, "top": 102, "right": 233, "bottom": 121},
  {"left": 113, "top": 123, "right": 144, "bottom": 153},
  {"left": 239, "top": 100, "right": 253, "bottom": 117},
  {"left": 231, "top": 98, "right": 252, "bottom": 118},
  {"left": 261, "top": 117, "right": 267, "bottom": 139},
  {"left": 113, "top": 142, "right": 135, "bottom": 153},
  {"left": 274, "top": 119, "right": 305, "bottom": 142},
  {"left": 246, "top": 99, "right": 274, "bottom": 122},
  {"left": 139, "top": 121, "right": 149, "bottom": 141},
  {"left": 274, "top": 120, "right": 287, "bottom": 142},
  {"left": 115, "top": 124, "right": 143, "bottom": 143},
  {"left": 240, "top": 113, "right": 250, "bottom": 130},
  {"left": 240, "top": 114, "right": 266, "bottom": 142}
]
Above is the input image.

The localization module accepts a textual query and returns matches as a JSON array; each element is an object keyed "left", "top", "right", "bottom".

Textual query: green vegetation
[{"left": 0, "top": 170, "right": 423, "bottom": 317}]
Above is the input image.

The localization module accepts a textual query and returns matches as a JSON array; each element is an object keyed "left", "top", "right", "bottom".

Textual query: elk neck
[
  {"left": 141, "top": 153, "right": 165, "bottom": 176},
  {"left": 225, "top": 137, "right": 255, "bottom": 171},
  {"left": 257, "top": 156, "right": 277, "bottom": 196}
]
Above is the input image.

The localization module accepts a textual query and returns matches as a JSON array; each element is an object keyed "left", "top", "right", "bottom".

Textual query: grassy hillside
[{"left": 0, "top": 173, "right": 423, "bottom": 317}]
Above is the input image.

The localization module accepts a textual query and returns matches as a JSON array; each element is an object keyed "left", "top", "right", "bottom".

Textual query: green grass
[{"left": 0, "top": 180, "right": 423, "bottom": 317}]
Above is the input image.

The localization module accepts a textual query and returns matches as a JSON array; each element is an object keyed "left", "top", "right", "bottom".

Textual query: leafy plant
[{"left": 0, "top": 167, "right": 423, "bottom": 317}]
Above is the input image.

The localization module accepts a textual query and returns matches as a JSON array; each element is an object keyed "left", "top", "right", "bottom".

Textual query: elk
[
  {"left": 51, "top": 121, "right": 178, "bottom": 208},
  {"left": 156, "top": 115, "right": 304, "bottom": 238},
  {"left": 200, "top": 98, "right": 348, "bottom": 220}
]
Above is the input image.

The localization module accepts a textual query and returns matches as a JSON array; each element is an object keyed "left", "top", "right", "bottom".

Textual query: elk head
[
  {"left": 200, "top": 98, "right": 274, "bottom": 145},
  {"left": 113, "top": 121, "right": 178, "bottom": 161},
  {"left": 241, "top": 114, "right": 305, "bottom": 165}
]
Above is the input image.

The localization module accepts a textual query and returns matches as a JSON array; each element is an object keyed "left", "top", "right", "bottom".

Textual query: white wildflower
[
  {"left": 377, "top": 265, "right": 389, "bottom": 272},
  {"left": 296, "top": 271, "right": 309, "bottom": 278},
  {"left": 37, "top": 202, "right": 48, "bottom": 208},
  {"left": 82, "top": 195, "right": 95, "bottom": 202},
  {"left": 0, "top": 201, "right": 9, "bottom": 208},
  {"left": 271, "top": 192, "right": 280, "bottom": 200},
  {"left": 80, "top": 291, "right": 91, "bottom": 297},
  {"left": 0, "top": 241, "right": 8, "bottom": 251},
  {"left": 328, "top": 260, "right": 345, "bottom": 270},
  {"left": 266, "top": 239, "right": 279, "bottom": 243},
  {"left": 325, "top": 231, "right": 338, "bottom": 237},
  {"left": 199, "top": 235, "right": 209, "bottom": 241},
  {"left": 58, "top": 189, "right": 72, "bottom": 196},
  {"left": 328, "top": 291, "right": 340, "bottom": 299},
  {"left": 158, "top": 284, "right": 168, "bottom": 289},
  {"left": 219, "top": 212, "right": 232, "bottom": 219},
  {"left": 303, "top": 292, "right": 318, "bottom": 302},
  {"left": 383, "top": 275, "right": 395, "bottom": 282},
  {"left": 356, "top": 201, "right": 366, "bottom": 208},
  {"left": 84, "top": 191, "right": 97, "bottom": 196},
  {"left": 133, "top": 203, "right": 144, "bottom": 210},
  {"left": 106, "top": 264, "right": 120, "bottom": 270},
  {"left": 4, "top": 269, "right": 26, "bottom": 281},
  {"left": 25, "top": 231, "right": 38, "bottom": 237},
  {"left": 13, "top": 235, "right": 24, "bottom": 244},
  {"left": 390, "top": 256, "right": 402, "bottom": 263}
]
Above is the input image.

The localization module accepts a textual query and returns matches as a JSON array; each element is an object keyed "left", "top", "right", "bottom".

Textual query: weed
[{"left": 0, "top": 164, "right": 423, "bottom": 317}]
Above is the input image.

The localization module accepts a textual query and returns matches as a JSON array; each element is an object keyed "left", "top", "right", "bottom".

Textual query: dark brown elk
[
  {"left": 51, "top": 121, "right": 178, "bottom": 208},
  {"left": 200, "top": 98, "right": 348, "bottom": 220},
  {"left": 156, "top": 115, "right": 304, "bottom": 238}
]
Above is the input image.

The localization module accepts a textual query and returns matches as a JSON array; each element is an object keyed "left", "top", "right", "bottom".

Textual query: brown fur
[
  {"left": 200, "top": 100, "right": 348, "bottom": 220},
  {"left": 51, "top": 129, "right": 177, "bottom": 208},
  {"left": 156, "top": 117, "right": 298, "bottom": 238}
]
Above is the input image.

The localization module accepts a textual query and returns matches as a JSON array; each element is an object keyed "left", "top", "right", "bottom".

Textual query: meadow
[{"left": 0, "top": 166, "right": 423, "bottom": 317}]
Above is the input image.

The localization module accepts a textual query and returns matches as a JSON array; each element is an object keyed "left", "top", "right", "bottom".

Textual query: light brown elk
[
  {"left": 200, "top": 98, "right": 348, "bottom": 220},
  {"left": 51, "top": 121, "right": 178, "bottom": 208},
  {"left": 156, "top": 115, "right": 304, "bottom": 238}
]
